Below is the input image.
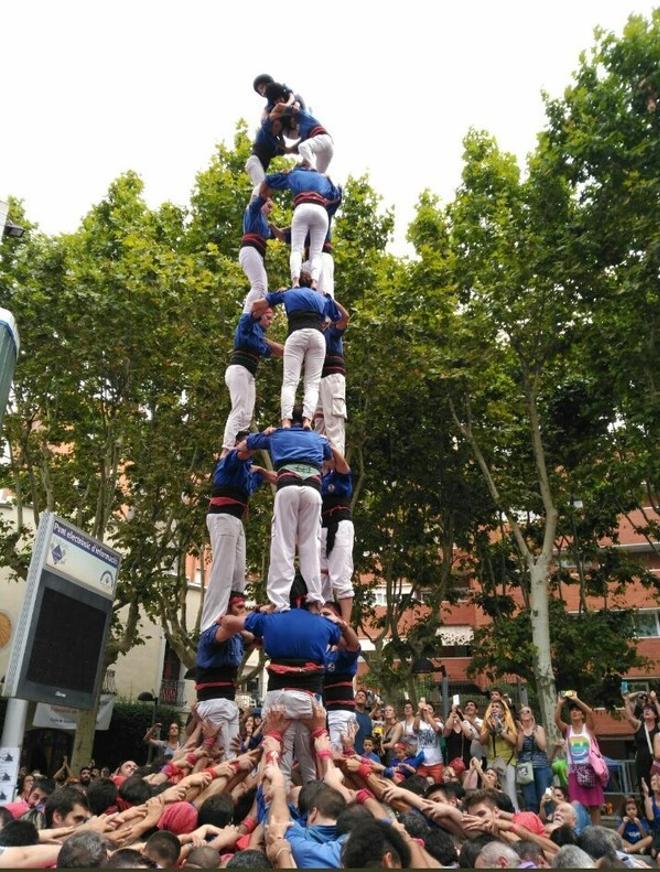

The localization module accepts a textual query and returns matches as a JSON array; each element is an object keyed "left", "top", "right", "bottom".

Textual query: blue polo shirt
[
  {"left": 265, "top": 288, "right": 339, "bottom": 322},
  {"left": 285, "top": 821, "right": 346, "bottom": 869},
  {"left": 242, "top": 196, "right": 274, "bottom": 239},
  {"left": 211, "top": 450, "right": 263, "bottom": 497},
  {"left": 233, "top": 313, "right": 271, "bottom": 357},
  {"left": 265, "top": 168, "right": 342, "bottom": 204},
  {"left": 292, "top": 109, "right": 327, "bottom": 140},
  {"left": 246, "top": 427, "right": 331, "bottom": 470},
  {"left": 321, "top": 470, "right": 352, "bottom": 500},
  {"left": 196, "top": 626, "right": 244, "bottom": 671},
  {"left": 244, "top": 609, "right": 340, "bottom": 662}
]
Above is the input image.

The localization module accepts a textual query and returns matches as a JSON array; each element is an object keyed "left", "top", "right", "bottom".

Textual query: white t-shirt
[{"left": 417, "top": 720, "right": 444, "bottom": 765}]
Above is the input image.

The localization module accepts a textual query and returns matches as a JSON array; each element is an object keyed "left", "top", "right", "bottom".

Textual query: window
[{"left": 634, "top": 610, "right": 660, "bottom": 638}]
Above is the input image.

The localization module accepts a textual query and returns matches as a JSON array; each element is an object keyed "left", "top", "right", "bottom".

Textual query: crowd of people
[
  {"left": 0, "top": 689, "right": 657, "bottom": 869},
  {"left": 0, "top": 75, "right": 654, "bottom": 869}
]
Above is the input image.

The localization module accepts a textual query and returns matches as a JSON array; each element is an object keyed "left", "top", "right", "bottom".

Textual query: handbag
[
  {"left": 516, "top": 760, "right": 534, "bottom": 785},
  {"left": 588, "top": 735, "right": 610, "bottom": 788},
  {"left": 575, "top": 762, "right": 597, "bottom": 788}
]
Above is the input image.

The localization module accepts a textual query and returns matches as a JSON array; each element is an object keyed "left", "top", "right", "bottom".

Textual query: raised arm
[
  {"left": 215, "top": 613, "right": 248, "bottom": 644},
  {"left": 333, "top": 299, "right": 350, "bottom": 330},
  {"left": 623, "top": 693, "right": 641, "bottom": 731},
  {"left": 265, "top": 339, "right": 284, "bottom": 358},
  {"left": 331, "top": 445, "right": 350, "bottom": 475},
  {"left": 554, "top": 698, "right": 569, "bottom": 735}
]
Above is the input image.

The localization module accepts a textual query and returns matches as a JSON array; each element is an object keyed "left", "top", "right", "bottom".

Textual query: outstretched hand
[{"left": 301, "top": 700, "right": 328, "bottom": 734}]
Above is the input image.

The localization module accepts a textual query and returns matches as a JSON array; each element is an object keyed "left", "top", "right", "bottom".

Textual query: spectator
[
  {"left": 399, "top": 701, "right": 418, "bottom": 755},
  {"left": 554, "top": 695, "right": 604, "bottom": 825},
  {"left": 142, "top": 831, "right": 180, "bottom": 868},
  {"left": 56, "top": 831, "right": 108, "bottom": 868},
  {"left": 44, "top": 787, "right": 91, "bottom": 829},
  {"left": 143, "top": 722, "right": 182, "bottom": 761},
  {"left": 413, "top": 701, "right": 444, "bottom": 783},
  {"left": 516, "top": 705, "right": 553, "bottom": 813},
  {"left": 474, "top": 839, "right": 520, "bottom": 868},
  {"left": 480, "top": 698, "right": 518, "bottom": 810},
  {"left": 551, "top": 844, "right": 595, "bottom": 867},
  {"left": 616, "top": 794, "right": 652, "bottom": 854},
  {"left": 622, "top": 690, "right": 660, "bottom": 791},
  {"left": 380, "top": 705, "right": 402, "bottom": 764},
  {"left": 354, "top": 690, "right": 372, "bottom": 756}
]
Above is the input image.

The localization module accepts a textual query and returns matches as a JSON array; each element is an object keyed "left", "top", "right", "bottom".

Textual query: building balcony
[{"left": 159, "top": 679, "right": 186, "bottom": 707}]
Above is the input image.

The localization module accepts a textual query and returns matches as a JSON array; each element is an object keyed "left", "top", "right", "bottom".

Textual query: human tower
[{"left": 194, "top": 75, "right": 361, "bottom": 780}]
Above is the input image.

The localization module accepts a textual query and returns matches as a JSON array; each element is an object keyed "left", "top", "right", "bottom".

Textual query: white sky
[{"left": 1, "top": 0, "right": 654, "bottom": 251}]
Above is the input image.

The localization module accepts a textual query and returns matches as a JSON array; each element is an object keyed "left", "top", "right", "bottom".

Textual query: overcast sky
[{"left": 1, "top": 0, "right": 654, "bottom": 250}]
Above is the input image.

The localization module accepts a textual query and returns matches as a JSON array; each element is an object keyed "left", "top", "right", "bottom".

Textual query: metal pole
[
  {"left": 0, "top": 698, "right": 29, "bottom": 801},
  {"left": 441, "top": 672, "right": 449, "bottom": 721}
]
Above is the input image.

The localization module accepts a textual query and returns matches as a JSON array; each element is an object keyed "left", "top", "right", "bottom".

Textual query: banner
[
  {"left": 32, "top": 694, "right": 114, "bottom": 731},
  {"left": 0, "top": 747, "right": 20, "bottom": 803}
]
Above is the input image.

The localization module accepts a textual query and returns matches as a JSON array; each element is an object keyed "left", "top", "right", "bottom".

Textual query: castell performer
[
  {"left": 275, "top": 226, "right": 335, "bottom": 298},
  {"left": 216, "top": 576, "right": 351, "bottom": 782},
  {"left": 252, "top": 279, "right": 342, "bottom": 429},
  {"left": 195, "top": 591, "right": 252, "bottom": 758},
  {"left": 245, "top": 77, "right": 305, "bottom": 191},
  {"left": 321, "top": 452, "right": 355, "bottom": 624},
  {"left": 259, "top": 168, "right": 341, "bottom": 291},
  {"left": 323, "top": 603, "right": 361, "bottom": 752},
  {"left": 315, "top": 297, "right": 349, "bottom": 453},
  {"left": 239, "top": 194, "right": 282, "bottom": 313},
  {"left": 267, "top": 83, "right": 333, "bottom": 172},
  {"left": 237, "top": 408, "right": 342, "bottom": 610},
  {"left": 222, "top": 306, "right": 282, "bottom": 453},
  {"left": 201, "top": 431, "right": 276, "bottom": 631}
]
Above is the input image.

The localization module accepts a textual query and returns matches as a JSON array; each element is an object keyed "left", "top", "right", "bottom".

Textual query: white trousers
[
  {"left": 302, "top": 252, "right": 335, "bottom": 298},
  {"left": 298, "top": 134, "right": 334, "bottom": 173},
  {"left": 223, "top": 365, "right": 255, "bottom": 450},
  {"left": 239, "top": 247, "right": 268, "bottom": 313},
  {"left": 195, "top": 698, "right": 240, "bottom": 759},
  {"left": 290, "top": 204, "right": 328, "bottom": 283},
  {"left": 328, "top": 710, "right": 358, "bottom": 753},
  {"left": 245, "top": 155, "right": 265, "bottom": 199},
  {"left": 320, "top": 520, "right": 355, "bottom": 603},
  {"left": 281, "top": 329, "right": 326, "bottom": 422},
  {"left": 202, "top": 514, "right": 246, "bottom": 631},
  {"left": 263, "top": 690, "right": 320, "bottom": 783},
  {"left": 313, "top": 373, "right": 346, "bottom": 454},
  {"left": 267, "top": 486, "right": 323, "bottom": 610}
]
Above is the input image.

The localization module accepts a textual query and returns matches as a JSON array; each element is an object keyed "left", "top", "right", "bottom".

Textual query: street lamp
[{"left": 137, "top": 691, "right": 158, "bottom": 764}]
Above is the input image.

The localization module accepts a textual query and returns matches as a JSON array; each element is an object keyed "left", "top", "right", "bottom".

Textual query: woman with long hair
[
  {"left": 516, "top": 705, "right": 553, "bottom": 813},
  {"left": 399, "top": 701, "right": 418, "bottom": 755},
  {"left": 480, "top": 698, "right": 518, "bottom": 810},
  {"left": 623, "top": 690, "right": 660, "bottom": 791},
  {"left": 554, "top": 694, "right": 604, "bottom": 825},
  {"left": 380, "top": 704, "right": 402, "bottom": 765}
]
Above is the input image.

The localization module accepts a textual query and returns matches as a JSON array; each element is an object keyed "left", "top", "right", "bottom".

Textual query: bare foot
[{"left": 282, "top": 419, "right": 292, "bottom": 429}]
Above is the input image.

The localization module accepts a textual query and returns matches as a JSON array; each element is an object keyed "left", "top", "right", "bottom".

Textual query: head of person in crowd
[
  {"left": 342, "top": 819, "right": 411, "bottom": 868},
  {"left": 641, "top": 702, "right": 659, "bottom": 728},
  {"left": 551, "top": 785, "right": 567, "bottom": 804},
  {"left": 306, "top": 785, "right": 346, "bottom": 826},
  {"left": 227, "top": 590, "right": 247, "bottom": 618},
  {"left": 103, "top": 848, "right": 157, "bottom": 868},
  {"left": 459, "top": 834, "right": 496, "bottom": 869},
  {"left": 18, "top": 772, "right": 34, "bottom": 800},
  {"left": 335, "top": 803, "right": 373, "bottom": 837},
  {"left": 44, "top": 786, "right": 91, "bottom": 828},
  {"left": 184, "top": 845, "right": 222, "bottom": 869},
  {"left": 101, "top": 767, "right": 111, "bottom": 778},
  {"left": 90, "top": 766, "right": 100, "bottom": 780},
  {"left": 400, "top": 775, "right": 428, "bottom": 796},
  {"left": 443, "top": 757, "right": 466, "bottom": 782},
  {"left": 553, "top": 801, "right": 578, "bottom": 831},
  {"left": 142, "top": 830, "right": 181, "bottom": 868},
  {"left": 392, "top": 742, "right": 408, "bottom": 762},
  {"left": 464, "top": 788, "right": 499, "bottom": 833},
  {"left": 226, "top": 849, "right": 273, "bottom": 868},
  {"left": 253, "top": 73, "right": 274, "bottom": 96},
  {"left": 166, "top": 722, "right": 180, "bottom": 742},
  {"left": 514, "top": 839, "right": 550, "bottom": 868},
  {"left": 87, "top": 778, "right": 118, "bottom": 816},
  {"left": 198, "top": 794, "right": 234, "bottom": 829},
  {"left": 397, "top": 811, "right": 430, "bottom": 841},
  {"left": 402, "top": 700, "right": 415, "bottom": 720},
  {"left": 78, "top": 766, "right": 92, "bottom": 788},
  {"left": 27, "top": 775, "right": 56, "bottom": 810},
  {"left": 0, "top": 819, "right": 39, "bottom": 847},
  {"left": 464, "top": 699, "right": 479, "bottom": 718},
  {"left": 383, "top": 704, "right": 397, "bottom": 724},
  {"left": 576, "top": 826, "right": 620, "bottom": 866},
  {"left": 157, "top": 801, "right": 199, "bottom": 836},
  {"left": 551, "top": 844, "right": 595, "bottom": 868},
  {"left": 57, "top": 830, "right": 108, "bottom": 868},
  {"left": 566, "top": 700, "right": 586, "bottom": 727},
  {"left": 550, "top": 824, "right": 578, "bottom": 847},
  {"left": 475, "top": 839, "right": 521, "bottom": 868},
  {"left": 114, "top": 760, "right": 138, "bottom": 782},
  {"left": 118, "top": 775, "right": 152, "bottom": 808},
  {"left": 362, "top": 736, "right": 378, "bottom": 756},
  {"left": 355, "top": 689, "right": 368, "bottom": 712},
  {"left": 439, "top": 780, "right": 465, "bottom": 806},
  {"left": 426, "top": 828, "right": 459, "bottom": 866},
  {"left": 0, "top": 807, "right": 13, "bottom": 830},
  {"left": 482, "top": 765, "right": 501, "bottom": 791}
]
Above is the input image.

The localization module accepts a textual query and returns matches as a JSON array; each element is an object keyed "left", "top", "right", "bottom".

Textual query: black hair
[
  {"left": 492, "top": 790, "right": 515, "bottom": 813},
  {"left": 440, "top": 781, "right": 465, "bottom": 802},
  {"left": 458, "top": 834, "right": 495, "bottom": 869},
  {"left": 56, "top": 831, "right": 108, "bottom": 868},
  {"left": 397, "top": 811, "right": 430, "bottom": 840},
  {"left": 463, "top": 788, "right": 498, "bottom": 813},
  {"left": 118, "top": 775, "right": 151, "bottom": 807},
  {"left": 264, "top": 82, "right": 289, "bottom": 105},
  {"left": 185, "top": 845, "right": 222, "bottom": 869},
  {"left": 226, "top": 850, "right": 273, "bottom": 868},
  {"left": 297, "top": 780, "right": 325, "bottom": 816},
  {"left": 87, "top": 778, "right": 118, "bottom": 816},
  {"left": 197, "top": 793, "right": 234, "bottom": 829},
  {"left": 0, "top": 819, "right": 39, "bottom": 846},
  {"left": 424, "top": 782, "right": 447, "bottom": 801},
  {"left": 253, "top": 74, "right": 274, "bottom": 94},
  {"left": 425, "top": 827, "right": 458, "bottom": 866},
  {"left": 233, "top": 786, "right": 257, "bottom": 824},
  {"left": 44, "top": 786, "right": 90, "bottom": 828},
  {"left": 102, "top": 848, "right": 157, "bottom": 868},
  {"left": 0, "top": 807, "right": 13, "bottom": 829},
  {"left": 235, "top": 429, "right": 250, "bottom": 444},
  {"left": 335, "top": 803, "right": 373, "bottom": 836},
  {"left": 550, "top": 824, "right": 578, "bottom": 847},
  {"left": 31, "top": 775, "right": 56, "bottom": 797},
  {"left": 309, "top": 785, "right": 346, "bottom": 821},
  {"left": 143, "top": 830, "right": 181, "bottom": 867},
  {"left": 400, "top": 775, "right": 429, "bottom": 797},
  {"left": 342, "top": 819, "right": 411, "bottom": 868}
]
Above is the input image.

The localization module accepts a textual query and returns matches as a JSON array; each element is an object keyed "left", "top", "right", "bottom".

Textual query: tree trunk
[
  {"left": 70, "top": 703, "right": 100, "bottom": 772},
  {"left": 528, "top": 556, "right": 559, "bottom": 740}
]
